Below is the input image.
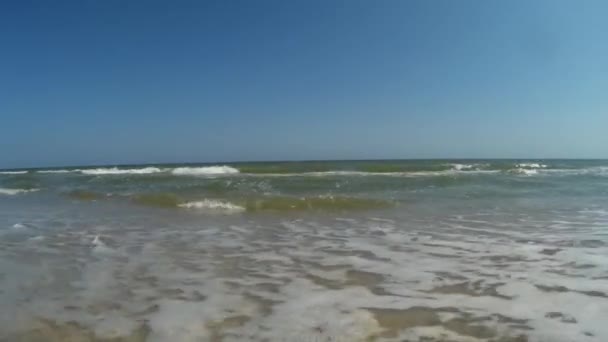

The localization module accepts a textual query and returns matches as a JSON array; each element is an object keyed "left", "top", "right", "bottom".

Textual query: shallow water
[{"left": 1, "top": 160, "right": 607, "bottom": 341}]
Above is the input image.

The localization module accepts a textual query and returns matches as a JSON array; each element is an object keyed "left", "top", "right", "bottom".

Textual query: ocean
[{"left": 1, "top": 159, "right": 607, "bottom": 341}]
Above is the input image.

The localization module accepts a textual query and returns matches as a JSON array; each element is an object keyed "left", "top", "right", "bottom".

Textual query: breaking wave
[
  {"left": 0, "top": 188, "right": 39, "bottom": 195},
  {"left": 510, "top": 168, "right": 539, "bottom": 176},
  {"left": 0, "top": 170, "right": 28, "bottom": 175},
  {"left": 131, "top": 193, "right": 392, "bottom": 212},
  {"left": 171, "top": 166, "right": 240, "bottom": 176},
  {"left": 37, "top": 169, "right": 73, "bottom": 174},
  {"left": 81, "top": 167, "right": 163, "bottom": 175},
  {"left": 4, "top": 161, "right": 608, "bottom": 180},
  {"left": 516, "top": 163, "right": 547, "bottom": 169},
  {"left": 178, "top": 199, "right": 246, "bottom": 212}
]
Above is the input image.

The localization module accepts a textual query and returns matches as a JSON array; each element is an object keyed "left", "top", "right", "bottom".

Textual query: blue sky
[{"left": 1, "top": 0, "right": 607, "bottom": 168}]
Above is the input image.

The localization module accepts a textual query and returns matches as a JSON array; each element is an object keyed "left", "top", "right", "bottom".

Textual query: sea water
[{"left": 1, "top": 160, "right": 607, "bottom": 341}]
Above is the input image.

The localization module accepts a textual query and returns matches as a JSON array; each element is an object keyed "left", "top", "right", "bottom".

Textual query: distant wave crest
[
  {"left": 516, "top": 163, "right": 547, "bottom": 169},
  {"left": 81, "top": 167, "right": 162, "bottom": 175},
  {"left": 510, "top": 168, "right": 538, "bottom": 176},
  {"left": 6, "top": 161, "right": 608, "bottom": 179},
  {"left": 0, "top": 188, "right": 39, "bottom": 195},
  {"left": 449, "top": 163, "right": 479, "bottom": 171},
  {"left": 0, "top": 171, "right": 28, "bottom": 175},
  {"left": 37, "top": 169, "right": 73, "bottom": 174},
  {"left": 171, "top": 166, "right": 240, "bottom": 175}
]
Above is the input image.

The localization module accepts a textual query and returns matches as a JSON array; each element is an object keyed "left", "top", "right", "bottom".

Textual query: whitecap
[
  {"left": 178, "top": 199, "right": 245, "bottom": 212},
  {"left": 511, "top": 168, "right": 538, "bottom": 175},
  {"left": 0, "top": 170, "right": 28, "bottom": 175},
  {"left": 0, "top": 188, "right": 39, "bottom": 195},
  {"left": 449, "top": 163, "right": 477, "bottom": 171},
  {"left": 81, "top": 167, "right": 162, "bottom": 175},
  {"left": 516, "top": 163, "right": 547, "bottom": 169},
  {"left": 171, "top": 166, "right": 240, "bottom": 175},
  {"left": 37, "top": 169, "right": 73, "bottom": 174}
]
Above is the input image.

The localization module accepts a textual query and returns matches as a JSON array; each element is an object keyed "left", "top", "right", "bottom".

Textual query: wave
[
  {"left": 515, "top": 163, "right": 547, "bottom": 169},
  {"left": 273, "top": 169, "right": 499, "bottom": 177},
  {"left": 37, "top": 169, "right": 73, "bottom": 174},
  {"left": 506, "top": 166, "right": 608, "bottom": 177},
  {"left": 234, "top": 162, "right": 512, "bottom": 175},
  {"left": 81, "top": 167, "right": 162, "bottom": 175},
  {"left": 541, "top": 166, "right": 608, "bottom": 176},
  {"left": 450, "top": 163, "right": 478, "bottom": 171},
  {"left": 171, "top": 166, "right": 240, "bottom": 176},
  {"left": 178, "top": 199, "right": 246, "bottom": 212},
  {"left": 132, "top": 192, "right": 391, "bottom": 212},
  {"left": 0, "top": 170, "right": 28, "bottom": 175},
  {"left": 0, "top": 188, "right": 39, "bottom": 195},
  {"left": 237, "top": 162, "right": 467, "bottom": 174},
  {"left": 510, "top": 168, "right": 538, "bottom": 176},
  {"left": 7, "top": 162, "right": 608, "bottom": 180}
]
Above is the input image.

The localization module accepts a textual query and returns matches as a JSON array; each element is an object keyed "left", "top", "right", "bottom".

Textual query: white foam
[
  {"left": 512, "top": 168, "right": 538, "bottom": 175},
  {"left": 450, "top": 163, "right": 477, "bottom": 171},
  {"left": 178, "top": 199, "right": 245, "bottom": 212},
  {"left": 2, "top": 189, "right": 606, "bottom": 341},
  {"left": 171, "top": 166, "right": 240, "bottom": 175},
  {"left": 81, "top": 167, "right": 162, "bottom": 175},
  {"left": 253, "top": 280, "right": 381, "bottom": 341},
  {"left": 36, "top": 169, "right": 73, "bottom": 174},
  {"left": 0, "top": 188, "right": 39, "bottom": 195},
  {"left": 147, "top": 285, "right": 258, "bottom": 342},
  {"left": 409, "top": 170, "right": 499, "bottom": 177},
  {"left": 541, "top": 166, "right": 608, "bottom": 177},
  {"left": 516, "top": 163, "right": 547, "bottom": 169},
  {"left": 91, "top": 235, "right": 115, "bottom": 256},
  {"left": 0, "top": 170, "right": 28, "bottom": 175},
  {"left": 306, "top": 171, "right": 376, "bottom": 176}
]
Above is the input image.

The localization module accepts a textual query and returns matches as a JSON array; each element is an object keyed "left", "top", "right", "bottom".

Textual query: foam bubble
[
  {"left": 171, "top": 166, "right": 240, "bottom": 175},
  {"left": 81, "top": 167, "right": 162, "bottom": 175}
]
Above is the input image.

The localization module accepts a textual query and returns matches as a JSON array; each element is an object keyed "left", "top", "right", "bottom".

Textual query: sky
[{"left": 1, "top": 0, "right": 607, "bottom": 168}]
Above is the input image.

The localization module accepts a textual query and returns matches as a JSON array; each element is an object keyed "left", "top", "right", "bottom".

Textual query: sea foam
[
  {"left": 0, "top": 188, "right": 39, "bottom": 195},
  {"left": 171, "top": 166, "right": 240, "bottom": 175},
  {"left": 178, "top": 199, "right": 245, "bottom": 212},
  {"left": 449, "top": 163, "right": 477, "bottom": 171},
  {"left": 37, "top": 169, "right": 73, "bottom": 174},
  {"left": 81, "top": 167, "right": 162, "bottom": 175},
  {"left": 516, "top": 163, "right": 547, "bottom": 169},
  {"left": 512, "top": 168, "right": 539, "bottom": 175},
  {"left": 0, "top": 170, "right": 28, "bottom": 175}
]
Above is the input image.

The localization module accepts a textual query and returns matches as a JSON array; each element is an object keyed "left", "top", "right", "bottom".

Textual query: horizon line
[{"left": 2, "top": 157, "right": 608, "bottom": 172}]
